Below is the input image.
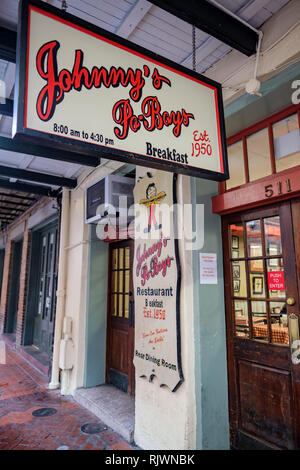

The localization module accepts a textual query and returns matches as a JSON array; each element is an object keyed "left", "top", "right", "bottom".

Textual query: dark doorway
[
  {"left": 6, "top": 240, "right": 23, "bottom": 334},
  {"left": 32, "top": 222, "right": 58, "bottom": 356}
]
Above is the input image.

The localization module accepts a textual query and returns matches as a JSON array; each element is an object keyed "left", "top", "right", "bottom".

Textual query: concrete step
[{"left": 74, "top": 385, "right": 135, "bottom": 443}]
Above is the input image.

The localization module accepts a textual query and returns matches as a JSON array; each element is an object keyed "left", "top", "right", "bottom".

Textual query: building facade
[{"left": 0, "top": 0, "right": 299, "bottom": 452}]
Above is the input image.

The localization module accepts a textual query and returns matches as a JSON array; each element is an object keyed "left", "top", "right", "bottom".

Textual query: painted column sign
[
  {"left": 133, "top": 171, "right": 183, "bottom": 392},
  {"left": 14, "top": 0, "right": 228, "bottom": 181}
]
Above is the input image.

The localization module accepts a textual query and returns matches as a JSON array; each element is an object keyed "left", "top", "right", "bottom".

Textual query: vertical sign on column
[{"left": 133, "top": 171, "right": 183, "bottom": 392}]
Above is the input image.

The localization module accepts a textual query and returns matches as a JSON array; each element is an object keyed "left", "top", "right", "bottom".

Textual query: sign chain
[{"left": 192, "top": 25, "right": 196, "bottom": 72}]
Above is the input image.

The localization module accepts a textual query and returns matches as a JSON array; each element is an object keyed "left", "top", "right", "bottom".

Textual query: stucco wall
[
  {"left": 58, "top": 160, "right": 125, "bottom": 395},
  {"left": 192, "top": 177, "right": 230, "bottom": 450}
]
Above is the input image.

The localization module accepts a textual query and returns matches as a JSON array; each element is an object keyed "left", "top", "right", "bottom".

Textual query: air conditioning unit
[{"left": 85, "top": 174, "right": 134, "bottom": 225}]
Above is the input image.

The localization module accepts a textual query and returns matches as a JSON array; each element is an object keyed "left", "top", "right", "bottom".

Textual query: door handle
[{"left": 129, "top": 300, "right": 135, "bottom": 328}]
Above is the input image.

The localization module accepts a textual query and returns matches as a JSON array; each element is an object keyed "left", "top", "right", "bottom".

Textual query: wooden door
[
  {"left": 106, "top": 239, "right": 135, "bottom": 395},
  {"left": 33, "top": 224, "right": 58, "bottom": 355},
  {"left": 223, "top": 201, "right": 300, "bottom": 449}
]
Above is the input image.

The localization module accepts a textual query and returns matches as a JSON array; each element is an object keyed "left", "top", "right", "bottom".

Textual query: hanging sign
[
  {"left": 133, "top": 171, "right": 183, "bottom": 392},
  {"left": 14, "top": 0, "right": 228, "bottom": 181}
]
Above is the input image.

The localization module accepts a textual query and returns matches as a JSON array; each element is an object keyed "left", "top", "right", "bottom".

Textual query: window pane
[
  {"left": 247, "top": 220, "right": 263, "bottom": 257},
  {"left": 112, "top": 294, "right": 117, "bottom": 316},
  {"left": 232, "top": 261, "right": 247, "bottom": 298},
  {"left": 118, "top": 294, "right": 123, "bottom": 317},
  {"left": 125, "top": 270, "right": 130, "bottom": 293},
  {"left": 247, "top": 128, "right": 271, "bottom": 181},
  {"left": 118, "top": 270, "right": 124, "bottom": 293},
  {"left": 234, "top": 300, "right": 249, "bottom": 338},
  {"left": 230, "top": 223, "right": 245, "bottom": 258},
  {"left": 112, "top": 249, "right": 118, "bottom": 270},
  {"left": 125, "top": 247, "right": 130, "bottom": 269},
  {"left": 251, "top": 301, "right": 268, "bottom": 342},
  {"left": 264, "top": 216, "right": 282, "bottom": 256},
  {"left": 249, "top": 263, "right": 265, "bottom": 298},
  {"left": 226, "top": 140, "right": 245, "bottom": 190},
  {"left": 267, "top": 259, "right": 286, "bottom": 299},
  {"left": 270, "top": 302, "right": 289, "bottom": 345},
  {"left": 273, "top": 114, "right": 300, "bottom": 173},
  {"left": 112, "top": 271, "right": 118, "bottom": 292},
  {"left": 124, "top": 294, "right": 129, "bottom": 319},
  {"left": 119, "top": 248, "right": 124, "bottom": 269}
]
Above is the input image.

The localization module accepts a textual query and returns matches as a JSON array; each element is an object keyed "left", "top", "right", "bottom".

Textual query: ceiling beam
[
  {"left": 0, "top": 206, "right": 24, "bottom": 213},
  {"left": 148, "top": 0, "right": 258, "bottom": 56},
  {"left": 0, "top": 164, "right": 77, "bottom": 188},
  {"left": 0, "top": 214, "right": 16, "bottom": 219},
  {"left": 0, "top": 26, "right": 16, "bottom": 63},
  {"left": 0, "top": 192, "right": 36, "bottom": 201},
  {"left": 0, "top": 199, "right": 31, "bottom": 207},
  {"left": 0, "top": 179, "right": 58, "bottom": 197},
  {"left": 0, "top": 136, "right": 100, "bottom": 167},
  {"left": 115, "top": 0, "right": 153, "bottom": 39}
]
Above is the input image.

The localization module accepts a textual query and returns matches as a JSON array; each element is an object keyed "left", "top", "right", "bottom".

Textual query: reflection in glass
[
  {"left": 230, "top": 223, "right": 244, "bottom": 258},
  {"left": 226, "top": 140, "right": 245, "bottom": 190},
  {"left": 247, "top": 220, "right": 262, "bottom": 257},
  {"left": 232, "top": 261, "right": 247, "bottom": 298},
  {"left": 251, "top": 301, "right": 268, "bottom": 342},
  {"left": 234, "top": 300, "right": 249, "bottom": 338},
  {"left": 270, "top": 302, "right": 289, "bottom": 346},
  {"left": 247, "top": 128, "right": 271, "bottom": 181},
  {"left": 264, "top": 216, "right": 282, "bottom": 256}
]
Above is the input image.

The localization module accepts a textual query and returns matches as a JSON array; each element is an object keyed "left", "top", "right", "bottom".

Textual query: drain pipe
[{"left": 49, "top": 188, "right": 70, "bottom": 390}]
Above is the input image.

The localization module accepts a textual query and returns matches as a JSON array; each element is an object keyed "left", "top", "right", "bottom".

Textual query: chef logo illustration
[{"left": 140, "top": 183, "right": 166, "bottom": 233}]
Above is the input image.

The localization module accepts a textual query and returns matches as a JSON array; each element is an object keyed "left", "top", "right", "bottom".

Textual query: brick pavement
[{"left": 0, "top": 342, "right": 136, "bottom": 450}]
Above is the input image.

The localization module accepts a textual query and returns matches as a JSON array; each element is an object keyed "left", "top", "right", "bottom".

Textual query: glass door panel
[{"left": 230, "top": 213, "right": 289, "bottom": 346}]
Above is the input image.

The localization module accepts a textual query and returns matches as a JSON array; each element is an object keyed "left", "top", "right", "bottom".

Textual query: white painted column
[{"left": 134, "top": 167, "right": 196, "bottom": 450}]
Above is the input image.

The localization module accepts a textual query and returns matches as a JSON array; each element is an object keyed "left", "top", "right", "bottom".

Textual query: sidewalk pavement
[{"left": 0, "top": 341, "right": 136, "bottom": 450}]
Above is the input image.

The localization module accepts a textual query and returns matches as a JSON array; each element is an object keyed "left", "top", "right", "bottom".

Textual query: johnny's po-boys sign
[{"left": 13, "top": 0, "right": 229, "bottom": 181}]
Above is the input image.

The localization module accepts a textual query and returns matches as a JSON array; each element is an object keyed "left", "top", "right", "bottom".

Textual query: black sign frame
[{"left": 13, "top": 0, "right": 229, "bottom": 181}]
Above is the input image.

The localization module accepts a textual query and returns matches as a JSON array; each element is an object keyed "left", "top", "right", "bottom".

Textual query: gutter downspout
[{"left": 49, "top": 188, "right": 70, "bottom": 390}]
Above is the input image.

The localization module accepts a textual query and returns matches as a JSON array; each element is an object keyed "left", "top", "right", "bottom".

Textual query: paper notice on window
[{"left": 200, "top": 253, "right": 218, "bottom": 285}]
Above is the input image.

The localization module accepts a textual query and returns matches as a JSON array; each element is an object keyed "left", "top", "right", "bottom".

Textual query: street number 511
[{"left": 265, "top": 179, "right": 292, "bottom": 198}]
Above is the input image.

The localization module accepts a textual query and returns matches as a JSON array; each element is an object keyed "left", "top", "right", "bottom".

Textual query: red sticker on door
[{"left": 268, "top": 271, "right": 285, "bottom": 290}]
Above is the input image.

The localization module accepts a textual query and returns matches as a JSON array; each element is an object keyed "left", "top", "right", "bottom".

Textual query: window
[
  {"left": 247, "top": 128, "right": 271, "bottom": 182},
  {"left": 230, "top": 216, "right": 289, "bottom": 346},
  {"left": 224, "top": 107, "right": 300, "bottom": 191},
  {"left": 226, "top": 141, "right": 245, "bottom": 190},
  {"left": 273, "top": 114, "right": 300, "bottom": 172}
]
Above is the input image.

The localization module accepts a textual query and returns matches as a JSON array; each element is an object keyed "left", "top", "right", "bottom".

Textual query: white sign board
[{"left": 14, "top": 0, "right": 228, "bottom": 181}]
